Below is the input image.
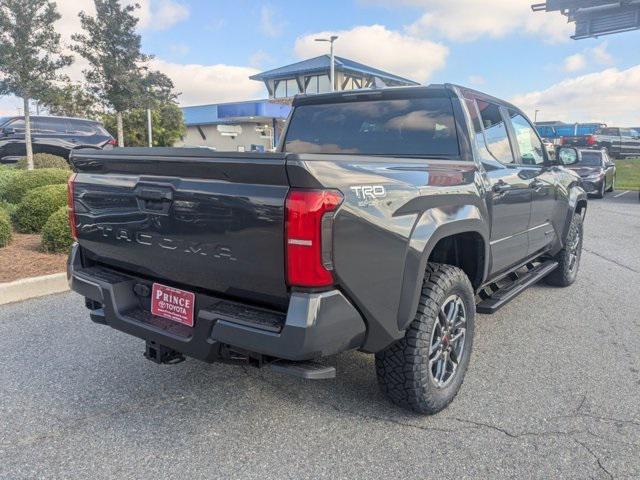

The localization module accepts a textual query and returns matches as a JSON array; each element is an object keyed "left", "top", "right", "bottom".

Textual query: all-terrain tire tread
[{"left": 375, "top": 263, "right": 474, "bottom": 414}]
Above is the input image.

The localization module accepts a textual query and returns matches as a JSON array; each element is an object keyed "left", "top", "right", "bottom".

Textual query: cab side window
[
  {"left": 476, "top": 100, "right": 515, "bottom": 164},
  {"left": 7, "top": 118, "right": 25, "bottom": 132},
  {"left": 507, "top": 110, "right": 545, "bottom": 166}
]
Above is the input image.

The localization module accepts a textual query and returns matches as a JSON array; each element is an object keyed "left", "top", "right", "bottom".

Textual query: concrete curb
[{"left": 0, "top": 272, "right": 69, "bottom": 305}]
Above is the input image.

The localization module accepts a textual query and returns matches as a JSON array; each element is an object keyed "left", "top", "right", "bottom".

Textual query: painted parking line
[{"left": 613, "top": 190, "right": 629, "bottom": 198}]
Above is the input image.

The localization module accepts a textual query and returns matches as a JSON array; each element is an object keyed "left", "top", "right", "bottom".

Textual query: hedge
[
  {"left": 0, "top": 167, "right": 21, "bottom": 201},
  {"left": 0, "top": 200, "right": 17, "bottom": 219},
  {"left": 3, "top": 168, "right": 71, "bottom": 204},
  {"left": 0, "top": 209, "right": 11, "bottom": 248},
  {"left": 16, "top": 153, "right": 70, "bottom": 170},
  {"left": 41, "top": 206, "right": 73, "bottom": 253},
  {"left": 14, "top": 184, "right": 68, "bottom": 233}
]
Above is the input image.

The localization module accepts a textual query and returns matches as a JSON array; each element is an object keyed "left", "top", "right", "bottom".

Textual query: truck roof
[{"left": 291, "top": 83, "right": 524, "bottom": 114}]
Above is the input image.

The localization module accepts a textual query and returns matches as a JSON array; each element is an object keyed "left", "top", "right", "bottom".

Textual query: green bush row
[
  {"left": 41, "top": 206, "right": 73, "bottom": 253},
  {"left": 0, "top": 208, "right": 11, "bottom": 247},
  {"left": 2, "top": 168, "right": 71, "bottom": 204},
  {"left": 16, "top": 153, "right": 70, "bottom": 170},
  {"left": 14, "top": 184, "right": 68, "bottom": 233}
]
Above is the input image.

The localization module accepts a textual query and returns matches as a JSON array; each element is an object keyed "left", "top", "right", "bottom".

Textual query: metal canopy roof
[
  {"left": 249, "top": 55, "right": 420, "bottom": 85},
  {"left": 181, "top": 100, "right": 291, "bottom": 126},
  {"left": 532, "top": 0, "right": 640, "bottom": 39}
]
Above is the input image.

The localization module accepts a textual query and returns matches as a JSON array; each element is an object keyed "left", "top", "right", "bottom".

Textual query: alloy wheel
[{"left": 428, "top": 295, "right": 467, "bottom": 388}]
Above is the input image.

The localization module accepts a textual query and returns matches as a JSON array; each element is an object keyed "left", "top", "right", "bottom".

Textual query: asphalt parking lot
[{"left": 1, "top": 193, "right": 639, "bottom": 480}]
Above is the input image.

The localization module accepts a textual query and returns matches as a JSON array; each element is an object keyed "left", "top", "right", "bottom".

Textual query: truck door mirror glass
[{"left": 557, "top": 147, "right": 578, "bottom": 166}]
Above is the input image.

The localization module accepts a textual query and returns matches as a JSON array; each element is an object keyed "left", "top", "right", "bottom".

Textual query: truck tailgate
[{"left": 70, "top": 148, "right": 290, "bottom": 310}]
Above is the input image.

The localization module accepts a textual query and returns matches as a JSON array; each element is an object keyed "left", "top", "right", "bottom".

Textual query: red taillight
[
  {"left": 106, "top": 138, "right": 117, "bottom": 146},
  {"left": 285, "top": 189, "right": 343, "bottom": 288},
  {"left": 586, "top": 134, "right": 596, "bottom": 145},
  {"left": 560, "top": 137, "right": 565, "bottom": 145},
  {"left": 67, "top": 173, "right": 78, "bottom": 240}
]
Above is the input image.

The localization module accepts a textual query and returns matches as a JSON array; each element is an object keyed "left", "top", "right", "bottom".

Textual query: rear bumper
[{"left": 68, "top": 244, "right": 366, "bottom": 362}]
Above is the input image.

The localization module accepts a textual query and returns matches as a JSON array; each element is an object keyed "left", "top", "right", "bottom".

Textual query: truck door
[
  {"left": 505, "top": 109, "right": 558, "bottom": 256},
  {"left": 470, "top": 99, "right": 532, "bottom": 277}
]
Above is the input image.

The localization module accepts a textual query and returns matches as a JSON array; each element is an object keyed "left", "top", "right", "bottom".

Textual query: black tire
[
  {"left": 544, "top": 213, "right": 583, "bottom": 287},
  {"left": 375, "top": 263, "right": 475, "bottom": 414},
  {"left": 607, "top": 175, "right": 615, "bottom": 192}
]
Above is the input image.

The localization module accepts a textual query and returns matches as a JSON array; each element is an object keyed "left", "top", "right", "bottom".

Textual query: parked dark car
[
  {"left": 67, "top": 84, "right": 587, "bottom": 414},
  {"left": 562, "top": 126, "right": 640, "bottom": 158},
  {"left": 566, "top": 149, "right": 616, "bottom": 198},
  {"left": 0, "top": 115, "right": 115, "bottom": 163}
]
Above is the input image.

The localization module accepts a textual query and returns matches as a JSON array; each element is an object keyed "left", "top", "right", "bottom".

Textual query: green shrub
[
  {"left": 41, "top": 206, "right": 72, "bottom": 253},
  {"left": 0, "top": 200, "right": 17, "bottom": 219},
  {"left": 16, "top": 153, "right": 70, "bottom": 170},
  {"left": 14, "top": 184, "right": 68, "bottom": 233},
  {"left": 0, "top": 209, "right": 11, "bottom": 247},
  {"left": 0, "top": 168, "right": 21, "bottom": 201},
  {"left": 3, "top": 168, "right": 71, "bottom": 204}
]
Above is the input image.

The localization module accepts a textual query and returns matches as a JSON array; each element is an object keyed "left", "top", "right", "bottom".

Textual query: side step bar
[
  {"left": 477, "top": 260, "right": 558, "bottom": 314},
  {"left": 270, "top": 359, "right": 336, "bottom": 380}
]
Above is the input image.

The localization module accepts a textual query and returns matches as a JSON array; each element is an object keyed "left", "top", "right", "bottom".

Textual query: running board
[
  {"left": 270, "top": 360, "right": 336, "bottom": 380},
  {"left": 476, "top": 260, "right": 558, "bottom": 314}
]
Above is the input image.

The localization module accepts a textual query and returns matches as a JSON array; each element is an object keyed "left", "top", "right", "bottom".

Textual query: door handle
[
  {"left": 530, "top": 179, "right": 545, "bottom": 192},
  {"left": 492, "top": 181, "right": 511, "bottom": 194}
]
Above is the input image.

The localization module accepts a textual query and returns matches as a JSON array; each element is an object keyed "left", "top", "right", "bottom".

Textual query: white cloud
[
  {"left": 468, "top": 75, "right": 486, "bottom": 86},
  {"left": 137, "top": 0, "right": 190, "bottom": 31},
  {"left": 0, "top": 96, "right": 21, "bottom": 116},
  {"left": 364, "top": 0, "right": 573, "bottom": 42},
  {"left": 56, "top": 0, "right": 189, "bottom": 39},
  {"left": 249, "top": 50, "right": 273, "bottom": 68},
  {"left": 563, "top": 53, "right": 587, "bottom": 73},
  {"left": 511, "top": 65, "right": 640, "bottom": 126},
  {"left": 294, "top": 25, "right": 448, "bottom": 83},
  {"left": 149, "top": 59, "right": 265, "bottom": 105},
  {"left": 259, "top": 5, "right": 285, "bottom": 38},
  {"left": 562, "top": 42, "right": 613, "bottom": 73},
  {"left": 170, "top": 43, "right": 190, "bottom": 56}
]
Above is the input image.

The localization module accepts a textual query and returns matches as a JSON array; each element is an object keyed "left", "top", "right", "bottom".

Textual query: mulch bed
[{"left": 0, "top": 234, "right": 67, "bottom": 283}]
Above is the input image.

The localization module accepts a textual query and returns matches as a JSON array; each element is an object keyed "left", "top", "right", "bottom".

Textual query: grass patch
[{"left": 615, "top": 158, "right": 640, "bottom": 190}]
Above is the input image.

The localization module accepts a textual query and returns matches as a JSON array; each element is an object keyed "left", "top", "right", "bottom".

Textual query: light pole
[
  {"left": 534, "top": 109, "right": 541, "bottom": 122},
  {"left": 315, "top": 35, "right": 339, "bottom": 92},
  {"left": 147, "top": 107, "right": 153, "bottom": 148}
]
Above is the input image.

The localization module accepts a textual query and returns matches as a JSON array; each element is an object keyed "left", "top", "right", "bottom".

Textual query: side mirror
[{"left": 557, "top": 146, "right": 579, "bottom": 166}]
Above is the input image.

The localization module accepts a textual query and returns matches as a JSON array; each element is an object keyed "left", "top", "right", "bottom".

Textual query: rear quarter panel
[{"left": 287, "top": 155, "right": 488, "bottom": 352}]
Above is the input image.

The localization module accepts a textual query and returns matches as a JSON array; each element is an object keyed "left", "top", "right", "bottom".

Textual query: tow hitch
[{"left": 144, "top": 341, "right": 185, "bottom": 364}]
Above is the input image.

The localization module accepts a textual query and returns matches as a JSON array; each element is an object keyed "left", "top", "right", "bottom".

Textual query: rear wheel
[
  {"left": 375, "top": 263, "right": 475, "bottom": 414},
  {"left": 545, "top": 213, "right": 583, "bottom": 287}
]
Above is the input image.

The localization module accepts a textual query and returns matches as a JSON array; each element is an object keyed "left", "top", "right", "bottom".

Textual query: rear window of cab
[{"left": 284, "top": 97, "right": 459, "bottom": 157}]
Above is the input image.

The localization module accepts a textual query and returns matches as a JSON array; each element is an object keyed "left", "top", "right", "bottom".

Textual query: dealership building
[{"left": 179, "top": 55, "right": 419, "bottom": 151}]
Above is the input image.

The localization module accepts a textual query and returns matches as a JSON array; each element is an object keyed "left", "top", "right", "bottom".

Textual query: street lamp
[
  {"left": 534, "top": 109, "right": 541, "bottom": 122},
  {"left": 315, "top": 35, "right": 339, "bottom": 92}
]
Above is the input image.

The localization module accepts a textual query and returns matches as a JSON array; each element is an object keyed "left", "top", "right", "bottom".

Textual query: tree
[
  {"left": 0, "top": 0, "right": 72, "bottom": 169},
  {"left": 102, "top": 103, "right": 185, "bottom": 147},
  {"left": 38, "top": 83, "right": 99, "bottom": 119},
  {"left": 72, "top": 0, "right": 148, "bottom": 147}
]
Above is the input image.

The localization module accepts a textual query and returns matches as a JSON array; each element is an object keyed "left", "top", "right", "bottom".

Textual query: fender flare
[
  {"left": 561, "top": 183, "right": 587, "bottom": 246},
  {"left": 396, "top": 205, "right": 490, "bottom": 332}
]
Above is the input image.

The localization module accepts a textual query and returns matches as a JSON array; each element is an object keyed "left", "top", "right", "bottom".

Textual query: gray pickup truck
[{"left": 67, "top": 85, "right": 587, "bottom": 414}]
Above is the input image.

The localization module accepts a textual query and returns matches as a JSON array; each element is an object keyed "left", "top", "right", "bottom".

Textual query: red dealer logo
[{"left": 151, "top": 283, "right": 195, "bottom": 327}]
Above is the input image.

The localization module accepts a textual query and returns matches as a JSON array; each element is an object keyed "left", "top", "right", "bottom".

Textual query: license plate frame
[{"left": 151, "top": 283, "right": 195, "bottom": 327}]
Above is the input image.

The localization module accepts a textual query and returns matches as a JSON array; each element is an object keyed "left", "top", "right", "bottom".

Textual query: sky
[{"left": 1, "top": 0, "right": 640, "bottom": 126}]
